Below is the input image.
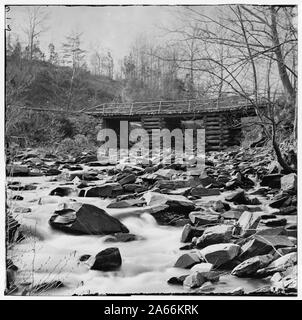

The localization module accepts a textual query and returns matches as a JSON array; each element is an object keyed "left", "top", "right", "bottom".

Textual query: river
[{"left": 8, "top": 170, "right": 288, "bottom": 296}]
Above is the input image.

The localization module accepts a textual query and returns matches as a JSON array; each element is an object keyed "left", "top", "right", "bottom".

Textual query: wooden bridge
[
  {"left": 18, "top": 94, "right": 268, "bottom": 151},
  {"left": 88, "top": 95, "right": 265, "bottom": 151},
  {"left": 85, "top": 95, "right": 260, "bottom": 116}
]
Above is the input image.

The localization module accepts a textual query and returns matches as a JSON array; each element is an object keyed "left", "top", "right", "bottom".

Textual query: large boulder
[
  {"left": 49, "top": 187, "right": 77, "bottom": 197},
  {"left": 200, "top": 243, "right": 241, "bottom": 267},
  {"left": 49, "top": 202, "right": 129, "bottom": 235},
  {"left": 256, "top": 252, "right": 297, "bottom": 277},
  {"left": 225, "top": 190, "right": 250, "bottom": 205},
  {"left": 190, "top": 262, "right": 213, "bottom": 274},
  {"left": 183, "top": 271, "right": 207, "bottom": 289},
  {"left": 155, "top": 179, "right": 191, "bottom": 190},
  {"left": 189, "top": 211, "right": 221, "bottom": 225},
  {"left": 174, "top": 251, "right": 201, "bottom": 269},
  {"left": 45, "top": 168, "right": 62, "bottom": 176},
  {"left": 199, "top": 175, "right": 217, "bottom": 187},
  {"left": 90, "top": 247, "right": 122, "bottom": 271},
  {"left": 267, "top": 252, "right": 297, "bottom": 270},
  {"left": 196, "top": 224, "right": 233, "bottom": 248},
  {"left": 260, "top": 174, "right": 283, "bottom": 189},
  {"left": 117, "top": 173, "right": 137, "bottom": 186},
  {"left": 143, "top": 191, "right": 195, "bottom": 213},
  {"left": 233, "top": 211, "right": 260, "bottom": 238},
  {"left": 231, "top": 254, "right": 274, "bottom": 277},
  {"left": 270, "top": 265, "right": 297, "bottom": 294},
  {"left": 281, "top": 173, "right": 297, "bottom": 192},
  {"left": 279, "top": 206, "right": 297, "bottom": 216},
  {"left": 181, "top": 224, "right": 205, "bottom": 243},
  {"left": 79, "top": 183, "right": 123, "bottom": 198},
  {"left": 123, "top": 183, "right": 146, "bottom": 193},
  {"left": 211, "top": 200, "right": 230, "bottom": 212},
  {"left": 106, "top": 198, "right": 145, "bottom": 209},
  {"left": 154, "top": 168, "right": 178, "bottom": 179},
  {"left": 190, "top": 187, "right": 221, "bottom": 197},
  {"left": 222, "top": 209, "right": 244, "bottom": 220},
  {"left": 239, "top": 235, "right": 294, "bottom": 260}
]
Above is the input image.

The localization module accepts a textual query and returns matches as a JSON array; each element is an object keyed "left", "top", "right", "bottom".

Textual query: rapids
[{"left": 7, "top": 173, "right": 284, "bottom": 296}]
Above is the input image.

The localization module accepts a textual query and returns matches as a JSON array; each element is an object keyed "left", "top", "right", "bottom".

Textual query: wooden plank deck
[{"left": 86, "top": 96, "right": 264, "bottom": 117}]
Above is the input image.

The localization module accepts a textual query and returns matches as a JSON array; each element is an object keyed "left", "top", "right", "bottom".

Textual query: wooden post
[{"left": 158, "top": 101, "right": 162, "bottom": 114}]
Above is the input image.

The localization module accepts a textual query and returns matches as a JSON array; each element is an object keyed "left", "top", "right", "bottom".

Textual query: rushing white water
[{"left": 7, "top": 174, "right": 277, "bottom": 296}]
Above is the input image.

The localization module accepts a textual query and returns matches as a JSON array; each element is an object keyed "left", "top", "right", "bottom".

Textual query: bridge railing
[{"left": 87, "top": 95, "right": 268, "bottom": 116}]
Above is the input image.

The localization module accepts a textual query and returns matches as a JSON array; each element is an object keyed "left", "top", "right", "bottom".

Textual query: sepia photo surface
[{"left": 4, "top": 3, "right": 298, "bottom": 297}]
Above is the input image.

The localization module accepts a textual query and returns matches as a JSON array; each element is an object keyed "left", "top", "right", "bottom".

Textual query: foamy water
[{"left": 7, "top": 174, "right": 281, "bottom": 296}]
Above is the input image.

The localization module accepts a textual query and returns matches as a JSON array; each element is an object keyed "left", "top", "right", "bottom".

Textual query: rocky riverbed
[{"left": 6, "top": 147, "right": 297, "bottom": 296}]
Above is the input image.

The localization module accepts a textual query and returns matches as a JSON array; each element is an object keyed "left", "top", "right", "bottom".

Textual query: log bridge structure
[
  {"left": 20, "top": 95, "right": 267, "bottom": 151},
  {"left": 86, "top": 95, "right": 264, "bottom": 151}
]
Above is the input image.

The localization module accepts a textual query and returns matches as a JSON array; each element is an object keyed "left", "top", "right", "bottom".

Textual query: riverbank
[{"left": 6, "top": 146, "right": 297, "bottom": 296}]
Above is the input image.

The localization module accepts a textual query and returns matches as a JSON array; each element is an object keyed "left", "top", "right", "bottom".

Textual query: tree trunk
[
  {"left": 272, "top": 122, "right": 295, "bottom": 173},
  {"left": 270, "top": 6, "right": 295, "bottom": 100}
]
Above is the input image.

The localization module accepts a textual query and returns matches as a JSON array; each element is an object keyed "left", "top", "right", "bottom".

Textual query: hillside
[{"left": 6, "top": 56, "right": 123, "bottom": 111}]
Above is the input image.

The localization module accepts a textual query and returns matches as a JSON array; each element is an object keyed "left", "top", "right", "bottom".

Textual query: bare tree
[
  {"left": 62, "top": 31, "right": 86, "bottom": 110},
  {"left": 22, "top": 6, "right": 49, "bottom": 61},
  {"left": 158, "top": 5, "right": 297, "bottom": 172}
]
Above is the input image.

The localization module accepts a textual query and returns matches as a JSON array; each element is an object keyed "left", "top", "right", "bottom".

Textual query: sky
[
  {"left": 7, "top": 5, "right": 181, "bottom": 65},
  {"left": 5, "top": 4, "right": 292, "bottom": 92}
]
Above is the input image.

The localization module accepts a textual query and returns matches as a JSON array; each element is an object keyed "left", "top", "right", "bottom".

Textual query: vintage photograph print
[{"left": 4, "top": 3, "right": 297, "bottom": 296}]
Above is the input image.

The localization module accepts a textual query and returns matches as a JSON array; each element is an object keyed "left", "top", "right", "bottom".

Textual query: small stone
[
  {"left": 104, "top": 233, "right": 137, "bottom": 242},
  {"left": 227, "top": 287, "right": 245, "bottom": 295},
  {"left": 12, "top": 195, "right": 24, "bottom": 201},
  {"left": 49, "top": 187, "right": 76, "bottom": 197},
  {"left": 90, "top": 247, "right": 122, "bottom": 271},
  {"left": 107, "top": 199, "right": 145, "bottom": 208},
  {"left": 79, "top": 254, "right": 91, "bottom": 262},
  {"left": 167, "top": 275, "right": 188, "bottom": 285},
  {"left": 174, "top": 251, "right": 201, "bottom": 269},
  {"left": 190, "top": 262, "right": 213, "bottom": 274},
  {"left": 262, "top": 217, "right": 287, "bottom": 227},
  {"left": 183, "top": 272, "right": 207, "bottom": 288}
]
